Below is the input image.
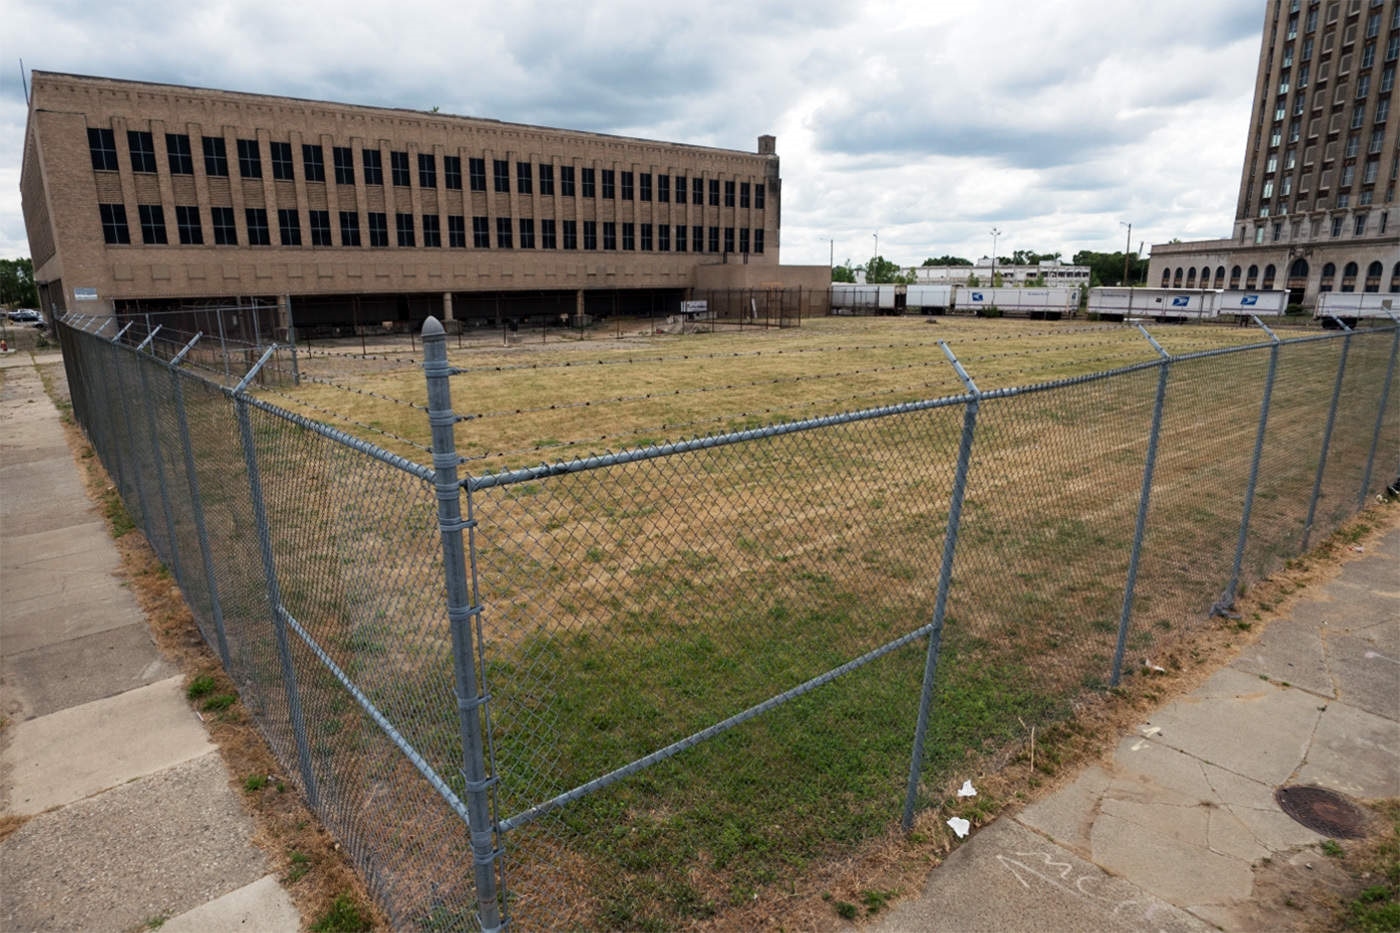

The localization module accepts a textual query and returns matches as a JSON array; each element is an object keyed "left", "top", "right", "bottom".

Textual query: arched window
[
  {"left": 1341, "top": 261, "right": 1358, "bottom": 292},
  {"left": 1288, "top": 258, "right": 1309, "bottom": 278},
  {"left": 1262, "top": 264, "right": 1276, "bottom": 289},
  {"left": 1186, "top": 268, "right": 1197, "bottom": 288},
  {"left": 1320, "top": 262, "right": 1336, "bottom": 293},
  {"left": 1200, "top": 266, "right": 1211, "bottom": 288},
  {"left": 1161, "top": 268, "right": 1171, "bottom": 287},
  {"left": 1229, "top": 265, "right": 1242, "bottom": 288},
  {"left": 1215, "top": 266, "right": 1226, "bottom": 288},
  {"left": 1391, "top": 261, "right": 1400, "bottom": 293},
  {"left": 1246, "top": 264, "right": 1259, "bottom": 288},
  {"left": 1364, "top": 260, "right": 1383, "bottom": 292},
  {"left": 1173, "top": 267, "right": 1184, "bottom": 287}
]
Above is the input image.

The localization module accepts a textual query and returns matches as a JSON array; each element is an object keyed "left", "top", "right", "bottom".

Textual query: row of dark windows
[
  {"left": 87, "top": 129, "right": 766, "bottom": 207},
  {"left": 1163, "top": 258, "right": 1399, "bottom": 292},
  {"left": 96, "top": 203, "right": 767, "bottom": 254}
]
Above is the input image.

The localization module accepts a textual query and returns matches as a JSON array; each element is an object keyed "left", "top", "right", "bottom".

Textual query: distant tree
[
  {"left": 0, "top": 258, "right": 37, "bottom": 308},
  {"left": 831, "top": 260, "right": 857, "bottom": 283},
  {"left": 865, "top": 255, "right": 914, "bottom": 284},
  {"left": 966, "top": 273, "right": 981, "bottom": 287},
  {"left": 1072, "top": 249, "right": 1147, "bottom": 287},
  {"left": 922, "top": 255, "right": 973, "bottom": 266},
  {"left": 1009, "top": 249, "right": 1062, "bottom": 266}
]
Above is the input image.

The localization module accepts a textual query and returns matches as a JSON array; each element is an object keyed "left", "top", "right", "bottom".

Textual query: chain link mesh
[{"left": 56, "top": 315, "right": 1399, "bottom": 931}]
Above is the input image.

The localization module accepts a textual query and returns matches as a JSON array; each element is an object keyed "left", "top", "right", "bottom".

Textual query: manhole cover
[{"left": 1274, "top": 785, "right": 1369, "bottom": 839}]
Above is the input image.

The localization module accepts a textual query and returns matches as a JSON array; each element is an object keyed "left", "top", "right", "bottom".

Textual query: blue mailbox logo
[
  {"left": 1171, "top": 296, "right": 1189, "bottom": 307},
  {"left": 1241, "top": 295, "right": 1258, "bottom": 306},
  {"left": 971, "top": 292, "right": 985, "bottom": 301}
]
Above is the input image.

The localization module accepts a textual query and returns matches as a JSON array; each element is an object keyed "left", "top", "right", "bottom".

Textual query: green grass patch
[
  {"left": 310, "top": 893, "right": 372, "bottom": 932},
  {"left": 490, "top": 601, "right": 1064, "bottom": 928},
  {"left": 186, "top": 675, "right": 216, "bottom": 701}
]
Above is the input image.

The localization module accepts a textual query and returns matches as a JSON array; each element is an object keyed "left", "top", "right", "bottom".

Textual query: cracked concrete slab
[
  {"left": 875, "top": 519, "right": 1398, "bottom": 933},
  {"left": 1291, "top": 700, "right": 1400, "bottom": 798},
  {"left": 877, "top": 818, "right": 1210, "bottom": 933},
  {"left": 1144, "top": 667, "right": 1324, "bottom": 787}
]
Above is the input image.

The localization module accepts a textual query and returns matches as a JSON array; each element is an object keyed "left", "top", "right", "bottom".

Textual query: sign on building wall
[{"left": 74, "top": 287, "right": 98, "bottom": 301}]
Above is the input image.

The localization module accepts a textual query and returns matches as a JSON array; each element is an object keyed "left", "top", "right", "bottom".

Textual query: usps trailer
[
  {"left": 1087, "top": 287, "right": 1218, "bottom": 322},
  {"left": 952, "top": 286, "right": 1076, "bottom": 319},
  {"left": 1314, "top": 293, "right": 1397, "bottom": 328},
  {"left": 905, "top": 284, "right": 954, "bottom": 313},
  {"left": 1213, "top": 290, "right": 1288, "bottom": 319}
]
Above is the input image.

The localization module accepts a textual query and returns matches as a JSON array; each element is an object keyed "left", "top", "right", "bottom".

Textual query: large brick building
[
  {"left": 21, "top": 71, "right": 824, "bottom": 337},
  {"left": 1148, "top": 0, "right": 1399, "bottom": 308}
]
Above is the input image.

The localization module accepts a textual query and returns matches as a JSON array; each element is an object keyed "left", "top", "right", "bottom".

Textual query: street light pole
[
  {"left": 989, "top": 227, "right": 1001, "bottom": 286},
  {"left": 1121, "top": 221, "right": 1132, "bottom": 286}
]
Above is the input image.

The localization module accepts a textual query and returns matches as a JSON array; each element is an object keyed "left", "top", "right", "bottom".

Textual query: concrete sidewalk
[
  {"left": 876, "top": 514, "right": 1399, "bottom": 932},
  {"left": 0, "top": 351, "right": 301, "bottom": 932}
]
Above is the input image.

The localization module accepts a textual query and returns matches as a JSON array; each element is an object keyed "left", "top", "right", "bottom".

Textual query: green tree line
[{"left": 1, "top": 258, "right": 38, "bottom": 308}]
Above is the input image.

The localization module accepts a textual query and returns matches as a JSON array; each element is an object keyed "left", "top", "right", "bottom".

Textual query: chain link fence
[{"left": 56, "top": 311, "right": 1398, "bottom": 931}]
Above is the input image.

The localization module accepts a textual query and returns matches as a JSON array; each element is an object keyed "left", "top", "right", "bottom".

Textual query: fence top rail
[
  {"left": 465, "top": 322, "right": 1388, "bottom": 491},
  {"left": 61, "top": 321, "right": 435, "bottom": 482}
]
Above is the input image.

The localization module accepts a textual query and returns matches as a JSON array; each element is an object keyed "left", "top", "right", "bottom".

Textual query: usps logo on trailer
[
  {"left": 971, "top": 292, "right": 985, "bottom": 302},
  {"left": 1241, "top": 295, "right": 1258, "bottom": 306},
  {"left": 1171, "top": 297, "right": 1190, "bottom": 307}
]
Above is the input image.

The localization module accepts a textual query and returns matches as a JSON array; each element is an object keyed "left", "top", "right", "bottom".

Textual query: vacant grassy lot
[{"left": 258, "top": 315, "right": 1395, "bottom": 929}]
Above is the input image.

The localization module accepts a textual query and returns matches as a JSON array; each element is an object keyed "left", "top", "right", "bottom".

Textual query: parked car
[{"left": 7, "top": 308, "right": 40, "bottom": 323}]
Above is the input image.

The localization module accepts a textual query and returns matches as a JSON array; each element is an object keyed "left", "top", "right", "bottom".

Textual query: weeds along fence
[{"left": 56, "top": 312, "right": 1399, "bottom": 931}]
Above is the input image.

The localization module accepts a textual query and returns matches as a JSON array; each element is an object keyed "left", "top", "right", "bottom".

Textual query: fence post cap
[{"left": 422, "top": 316, "right": 445, "bottom": 338}]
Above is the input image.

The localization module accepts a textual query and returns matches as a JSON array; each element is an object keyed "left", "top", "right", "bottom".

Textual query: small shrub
[{"left": 243, "top": 774, "right": 267, "bottom": 792}]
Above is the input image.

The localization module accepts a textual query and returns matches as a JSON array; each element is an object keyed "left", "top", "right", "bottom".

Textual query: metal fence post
[
  {"left": 1216, "top": 316, "right": 1281, "bottom": 617},
  {"left": 902, "top": 341, "right": 979, "bottom": 831},
  {"left": 422, "top": 317, "right": 505, "bottom": 931},
  {"left": 1358, "top": 313, "right": 1400, "bottom": 509},
  {"left": 1301, "top": 319, "right": 1352, "bottom": 550},
  {"left": 233, "top": 348, "right": 320, "bottom": 809},
  {"left": 135, "top": 329, "right": 187, "bottom": 583},
  {"left": 1111, "top": 326, "right": 1171, "bottom": 686},
  {"left": 169, "top": 333, "right": 233, "bottom": 669},
  {"left": 108, "top": 327, "right": 158, "bottom": 544}
]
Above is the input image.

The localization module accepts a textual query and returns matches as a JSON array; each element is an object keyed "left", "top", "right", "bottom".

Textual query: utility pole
[
  {"left": 1121, "top": 221, "right": 1132, "bottom": 285},
  {"left": 989, "top": 227, "right": 1001, "bottom": 286}
]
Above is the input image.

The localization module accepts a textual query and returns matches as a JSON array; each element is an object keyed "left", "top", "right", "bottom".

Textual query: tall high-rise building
[{"left": 1149, "top": 0, "right": 1398, "bottom": 305}]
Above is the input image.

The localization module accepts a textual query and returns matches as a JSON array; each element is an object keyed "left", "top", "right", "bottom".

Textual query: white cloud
[{"left": 2, "top": 0, "right": 1264, "bottom": 267}]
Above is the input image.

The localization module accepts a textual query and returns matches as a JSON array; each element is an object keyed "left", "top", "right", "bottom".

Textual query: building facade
[
  {"left": 21, "top": 71, "right": 821, "bottom": 336},
  {"left": 1148, "top": 0, "right": 1399, "bottom": 308}
]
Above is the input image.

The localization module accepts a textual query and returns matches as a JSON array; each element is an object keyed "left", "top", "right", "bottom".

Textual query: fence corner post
[{"left": 423, "top": 316, "right": 505, "bottom": 932}]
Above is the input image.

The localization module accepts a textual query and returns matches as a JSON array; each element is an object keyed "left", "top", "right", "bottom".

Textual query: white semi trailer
[
  {"left": 1314, "top": 293, "right": 1398, "bottom": 328},
  {"left": 952, "top": 286, "right": 1077, "bottom": 319}
]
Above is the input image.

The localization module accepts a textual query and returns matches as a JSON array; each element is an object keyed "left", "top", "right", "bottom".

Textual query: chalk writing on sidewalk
[{"left": 996, "top": 848, "right": 1183, "bottom": 928}]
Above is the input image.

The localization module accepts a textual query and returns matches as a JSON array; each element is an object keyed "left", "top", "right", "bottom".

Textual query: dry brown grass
[{"left": 257, "top": 314, "right": 1396, "bottom": 928}]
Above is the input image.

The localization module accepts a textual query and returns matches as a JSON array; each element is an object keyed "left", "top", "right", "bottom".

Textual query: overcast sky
[{"left": 2, "top": 0, "right": 1266, "bottom": 269}]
